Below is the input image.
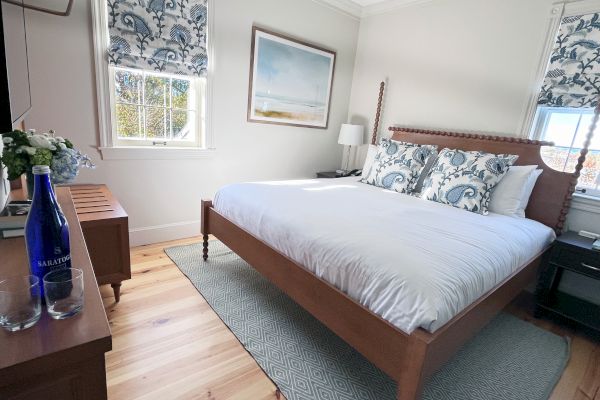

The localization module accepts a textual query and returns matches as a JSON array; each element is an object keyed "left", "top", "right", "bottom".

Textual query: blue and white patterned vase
[{"left": 51, "top": 148, "right": 81, "bottom": 185}]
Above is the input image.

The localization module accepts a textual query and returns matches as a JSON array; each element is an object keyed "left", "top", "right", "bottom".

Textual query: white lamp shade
[{"left": 338, "top": 124, "right": 364, "bottom": 146}]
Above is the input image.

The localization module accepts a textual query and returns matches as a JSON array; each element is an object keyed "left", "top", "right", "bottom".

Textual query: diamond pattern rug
[{"left": 165, "top": 240, "right": 569, "bottom": 400}]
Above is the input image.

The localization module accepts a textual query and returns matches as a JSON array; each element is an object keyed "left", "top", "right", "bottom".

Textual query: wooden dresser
[
  {"left": 0, "top": 187, "right": 112, "bottom": 400},
  {"left": 69, "top": 185, "right": 131, "bottom": 302}
]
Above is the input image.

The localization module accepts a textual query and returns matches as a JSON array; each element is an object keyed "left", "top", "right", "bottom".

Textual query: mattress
[{"left": 213, "top": 177, "right": 555, "bottom": 334}]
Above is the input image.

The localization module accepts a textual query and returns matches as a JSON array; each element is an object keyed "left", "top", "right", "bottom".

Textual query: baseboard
[{"left": 129, "top": 220, "right": 200, "bottom": 247}]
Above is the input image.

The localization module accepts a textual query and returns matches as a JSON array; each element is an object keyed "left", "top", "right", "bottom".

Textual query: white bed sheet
[{"left": 213, "top": 177, "right": 555, "bottom": 334}]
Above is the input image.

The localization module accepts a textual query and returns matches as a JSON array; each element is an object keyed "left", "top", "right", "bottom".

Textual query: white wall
[
  {"left": 349, "top": 0, "right": 556, "bottom": 140},
  {"left": 23, "top": 0, "right": 359, "bottom": 245},
  {"left": 348, "top": 0, "right": 600, "bottom": 304}
]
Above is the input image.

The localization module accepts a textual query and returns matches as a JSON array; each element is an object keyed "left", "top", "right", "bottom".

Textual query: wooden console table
[
  {"left": 0, "top": 187, "right": 112, "bottom": 400},
  {"left": 69, "top": 185, "right": 131, "bottom": 302}
]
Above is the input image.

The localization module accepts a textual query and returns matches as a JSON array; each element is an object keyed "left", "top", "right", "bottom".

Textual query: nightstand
[
  {"left": 316, "top": 171, "right": 344, "bottom": 178},
  {"left": 535, "top": 231, "right": 600, "bottom": 333}
]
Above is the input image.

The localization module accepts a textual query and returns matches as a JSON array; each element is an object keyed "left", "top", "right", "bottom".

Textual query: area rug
[{"left": 165, "top": 240, "right": 570, "bottom": 400}]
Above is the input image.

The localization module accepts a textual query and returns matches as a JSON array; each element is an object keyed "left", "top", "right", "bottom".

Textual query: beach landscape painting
[{"left": 248, "top": 27, "right": 336, "bottom": 128}]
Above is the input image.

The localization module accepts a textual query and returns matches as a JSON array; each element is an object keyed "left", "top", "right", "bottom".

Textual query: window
[
  {"left": 109, "top": 67, "right": 204, "bottom": 148},
  {"left": 532, "top": 107, "right": 599, "bottom": 195},
  {"left": 527, "top": 8, "right": 600, "bottom": 197},
  {"left": 91, "top": 0, "right": 212, "bottom": 159}
]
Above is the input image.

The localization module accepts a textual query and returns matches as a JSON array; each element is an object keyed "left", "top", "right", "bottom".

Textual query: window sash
[
  {"left": 532, "top": 106, "right": 599, "bottom": 195},
  {"left": 108, "top": 66, "right": 205, "bottom": 148}
]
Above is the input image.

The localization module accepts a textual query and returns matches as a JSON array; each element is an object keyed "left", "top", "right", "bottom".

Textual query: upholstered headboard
[{"left": 389, "top": 127, "right": 579, "bottom": 233}]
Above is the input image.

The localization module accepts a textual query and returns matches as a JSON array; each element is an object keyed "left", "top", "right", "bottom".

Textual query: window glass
[
  {"left": 535, "top": 107, "right": 599, "bottom": 195},
  {"left": 112, "top": 67, "right": 201, "bottom": 146}
]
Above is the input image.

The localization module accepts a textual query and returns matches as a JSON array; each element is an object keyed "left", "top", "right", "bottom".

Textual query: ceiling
[
  {"left": 348, "top": 0, "right": 389, "bottom": 5},
  {"left": 316, "top": 0, "right": 432, "bottom": 19}
]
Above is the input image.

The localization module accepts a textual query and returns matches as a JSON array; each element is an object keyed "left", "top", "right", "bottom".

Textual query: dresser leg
[{"left": 111, "top": 283, "right": 122, "bottom": 302}]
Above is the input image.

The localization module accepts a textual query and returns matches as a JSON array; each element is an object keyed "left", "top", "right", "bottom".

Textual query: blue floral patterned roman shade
[
  {"left": 106, "top": 0, "right": 208, "bottom": 77},
  {"left": 538, "top": 13, "right": 600, "bottom": 108}
]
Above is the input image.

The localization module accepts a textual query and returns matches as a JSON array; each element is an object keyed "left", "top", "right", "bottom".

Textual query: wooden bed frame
[
  {"left": 201, "top": 128, "right": 581, "bottom": 399},
  {"left": 201, "top": 82, "right": 593, "bottom": 398}
]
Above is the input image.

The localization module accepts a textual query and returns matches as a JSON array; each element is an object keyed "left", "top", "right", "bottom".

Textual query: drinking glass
[
  {"left": 43, "top": 268, "right": 84, "bottom": 319},
  {"left": 0, "top": 275, "right": 42, "bottom": 331}
]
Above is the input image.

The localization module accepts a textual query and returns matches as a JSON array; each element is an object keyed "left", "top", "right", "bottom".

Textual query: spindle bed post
[
  {"left": 371, "top": 81, "right": 385, "bottom": 145},
  {"left": 201, "top": 199, "right": 212, "bottom": 261}
]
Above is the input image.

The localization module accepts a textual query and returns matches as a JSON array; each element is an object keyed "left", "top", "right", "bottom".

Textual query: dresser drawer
[{"left": 553, "top": 246, "right": 600, "bottom": 279}]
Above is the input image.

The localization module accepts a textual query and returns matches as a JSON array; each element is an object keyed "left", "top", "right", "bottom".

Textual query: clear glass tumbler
[
  {"left": 0, "top": 275, "right": 42, "bottom": 331},
  {"left": 43, "top": 268, "right": 84, "bottom": 319}
]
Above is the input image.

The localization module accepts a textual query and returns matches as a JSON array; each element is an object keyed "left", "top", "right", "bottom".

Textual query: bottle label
[{"left": 36, "top": 254, "right": 71, "bottom": 269}]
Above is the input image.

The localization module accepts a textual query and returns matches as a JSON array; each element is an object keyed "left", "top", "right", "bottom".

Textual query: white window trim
[
  {"left": 516, "top": 3, "right": 565, "bottom": 138},
  {"left": 108, "top": 66, "right": 204, "bottom": 148},
  {"left": 530, "top": 106, "right": 595, "bottom": 141},
  {"left": 519, "top": 0, "right": 600, "bottom": 211},
  {"left": 518, "top": 0, "right": 600, "bottom": 138},
  {"left": 90, "top": 0, "right": 215, "bottom": 160},
  {"left": 572, "top": 192, "right": 600, "bottom": 214}
]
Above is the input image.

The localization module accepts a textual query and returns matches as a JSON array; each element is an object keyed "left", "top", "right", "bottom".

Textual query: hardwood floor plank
[{"left": 104, "top": 237, "right": 598, "bottom": 400}]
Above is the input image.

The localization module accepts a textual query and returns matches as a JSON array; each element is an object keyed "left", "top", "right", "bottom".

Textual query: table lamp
[{"left": 337, "top": 124, "right": 364, "bottom": 174}]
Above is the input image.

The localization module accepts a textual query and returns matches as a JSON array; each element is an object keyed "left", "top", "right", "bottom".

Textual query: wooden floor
[{"left": 101, "top": 237, "right": 600, "bottom": 400}]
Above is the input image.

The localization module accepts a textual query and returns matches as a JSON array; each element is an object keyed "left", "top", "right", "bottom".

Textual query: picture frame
[{"left": 247, "top": 27, "right": 336, "bottom": 129}]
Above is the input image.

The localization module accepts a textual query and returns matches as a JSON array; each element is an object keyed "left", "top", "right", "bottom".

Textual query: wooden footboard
[{"left": 201, "top": 199, "right": 547, "bottom": 400}]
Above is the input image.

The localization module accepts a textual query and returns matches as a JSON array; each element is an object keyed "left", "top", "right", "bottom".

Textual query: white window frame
[
  {"left": 91, "top": 0, "right": 215, "bottom": 160},
  {"left": 522, "top": 0, "right": 600, "bottom": 213},
  {"left": 108, "top": 66, "right": 204, "bottom": 148},
  {"left": 530, "top": 106, "right": 595, "bottom": 141},
  {"left": 531, "top": 106, "right": 600, "bottom": 196},
  {"left": 519, "top": 0, "right": 600, "bottom": 137}
]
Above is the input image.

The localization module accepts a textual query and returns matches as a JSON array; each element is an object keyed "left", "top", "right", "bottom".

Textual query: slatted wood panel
[
  {"left": 101, "top": 237, "right": 600, "bottom": 400},
  {"left": 70, "top": 185, "right": 126, "bottom": 217}
]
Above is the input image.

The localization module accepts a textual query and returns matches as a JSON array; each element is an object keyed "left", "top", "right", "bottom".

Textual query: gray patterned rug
[{"left": 165, "top": 240, "right": 570, "bottom": 400}]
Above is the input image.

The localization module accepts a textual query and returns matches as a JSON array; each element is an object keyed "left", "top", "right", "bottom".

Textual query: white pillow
[
  {"left": 360, "top": 144, "right": 378, "bottom": 177},
  {"left": 488, "top": 165, "right": 542, "bottom": 218},
  {"left": 517, "top": 168, "right": 542, "bottom": 217}
]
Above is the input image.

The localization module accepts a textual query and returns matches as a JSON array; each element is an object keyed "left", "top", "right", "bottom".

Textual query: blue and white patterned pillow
[
  {"left": 420, "top": 148, "right": 518, "bottom": 215},
  {"left": 360, "top": 139, "right": 437, "bottom": 194}
]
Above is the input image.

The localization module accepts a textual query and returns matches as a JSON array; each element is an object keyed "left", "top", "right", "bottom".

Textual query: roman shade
[
  {"left": 106, "top": 0, "right": 208, "bottom": 77},
  {"left": 538, "top": 13, "right": 600, "bottom": 108}
]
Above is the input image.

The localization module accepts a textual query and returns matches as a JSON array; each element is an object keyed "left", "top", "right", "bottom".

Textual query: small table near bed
[
  {"left": 201, "top": 127, "right": 577, "bottom": 400},
  {"left": 536, "top": 231, "right": 600, "bottom": 334}
]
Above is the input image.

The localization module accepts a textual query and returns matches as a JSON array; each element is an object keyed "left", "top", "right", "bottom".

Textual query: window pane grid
[
  {"left": 113, "top": 67, "right": 196, "bottom": 143},
  {"left": 534, "top": 106, "right": 598, "bottom": 196}
]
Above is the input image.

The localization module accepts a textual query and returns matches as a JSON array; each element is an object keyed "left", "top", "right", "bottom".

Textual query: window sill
[
  {"left": 571, "top": 193, "right": 600, "bottom": 214},
  {"left": 98, "top": 146, "right": 215, "bottom": 160}
]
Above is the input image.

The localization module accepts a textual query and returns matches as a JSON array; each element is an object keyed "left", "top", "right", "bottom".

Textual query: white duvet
[{"left": 214, "top": 177, "right": 555, "bottom": 334}]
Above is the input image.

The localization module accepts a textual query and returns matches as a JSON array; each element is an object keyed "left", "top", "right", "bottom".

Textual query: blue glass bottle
[{"left": 25, "top": 165, "right": 72, "bottom": 299}]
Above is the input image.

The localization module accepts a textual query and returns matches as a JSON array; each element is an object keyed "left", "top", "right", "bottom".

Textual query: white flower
[
  {"left": 29, "top": 134, "right": 54, "bottom": 149},
  {"left": 2, "top": 137, "right": 13, "bottom": 144},
  {"left": 57, "top": 142, "right": 67, "bottom": 150},
  {"left": 55, "top": 136, "right": 65, "bottom": 143},
  {"left": 20, "top": 146, "right": 37, "bottom": 155}
]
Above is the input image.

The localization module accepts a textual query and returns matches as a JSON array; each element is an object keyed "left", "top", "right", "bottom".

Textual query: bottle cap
[{"left": 32, "top": 165, "right": 51, "bottom": 175}]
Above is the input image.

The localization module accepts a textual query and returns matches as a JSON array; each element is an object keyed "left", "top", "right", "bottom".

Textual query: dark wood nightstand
[
  {"left": 316, "top": 171, "right": 344, "bottom": 178},
  {"left": 535, "top": 231, "right": 600, "bottom": 333}
]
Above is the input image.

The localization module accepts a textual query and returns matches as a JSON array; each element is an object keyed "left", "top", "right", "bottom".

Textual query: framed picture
[{"left": 247, "top": 27, "right": 336, "bottom": 129}]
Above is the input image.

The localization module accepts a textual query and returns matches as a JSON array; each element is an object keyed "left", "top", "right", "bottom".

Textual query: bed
[{"left": 201, "top": 127, "right": 580, "bottom": 400}]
